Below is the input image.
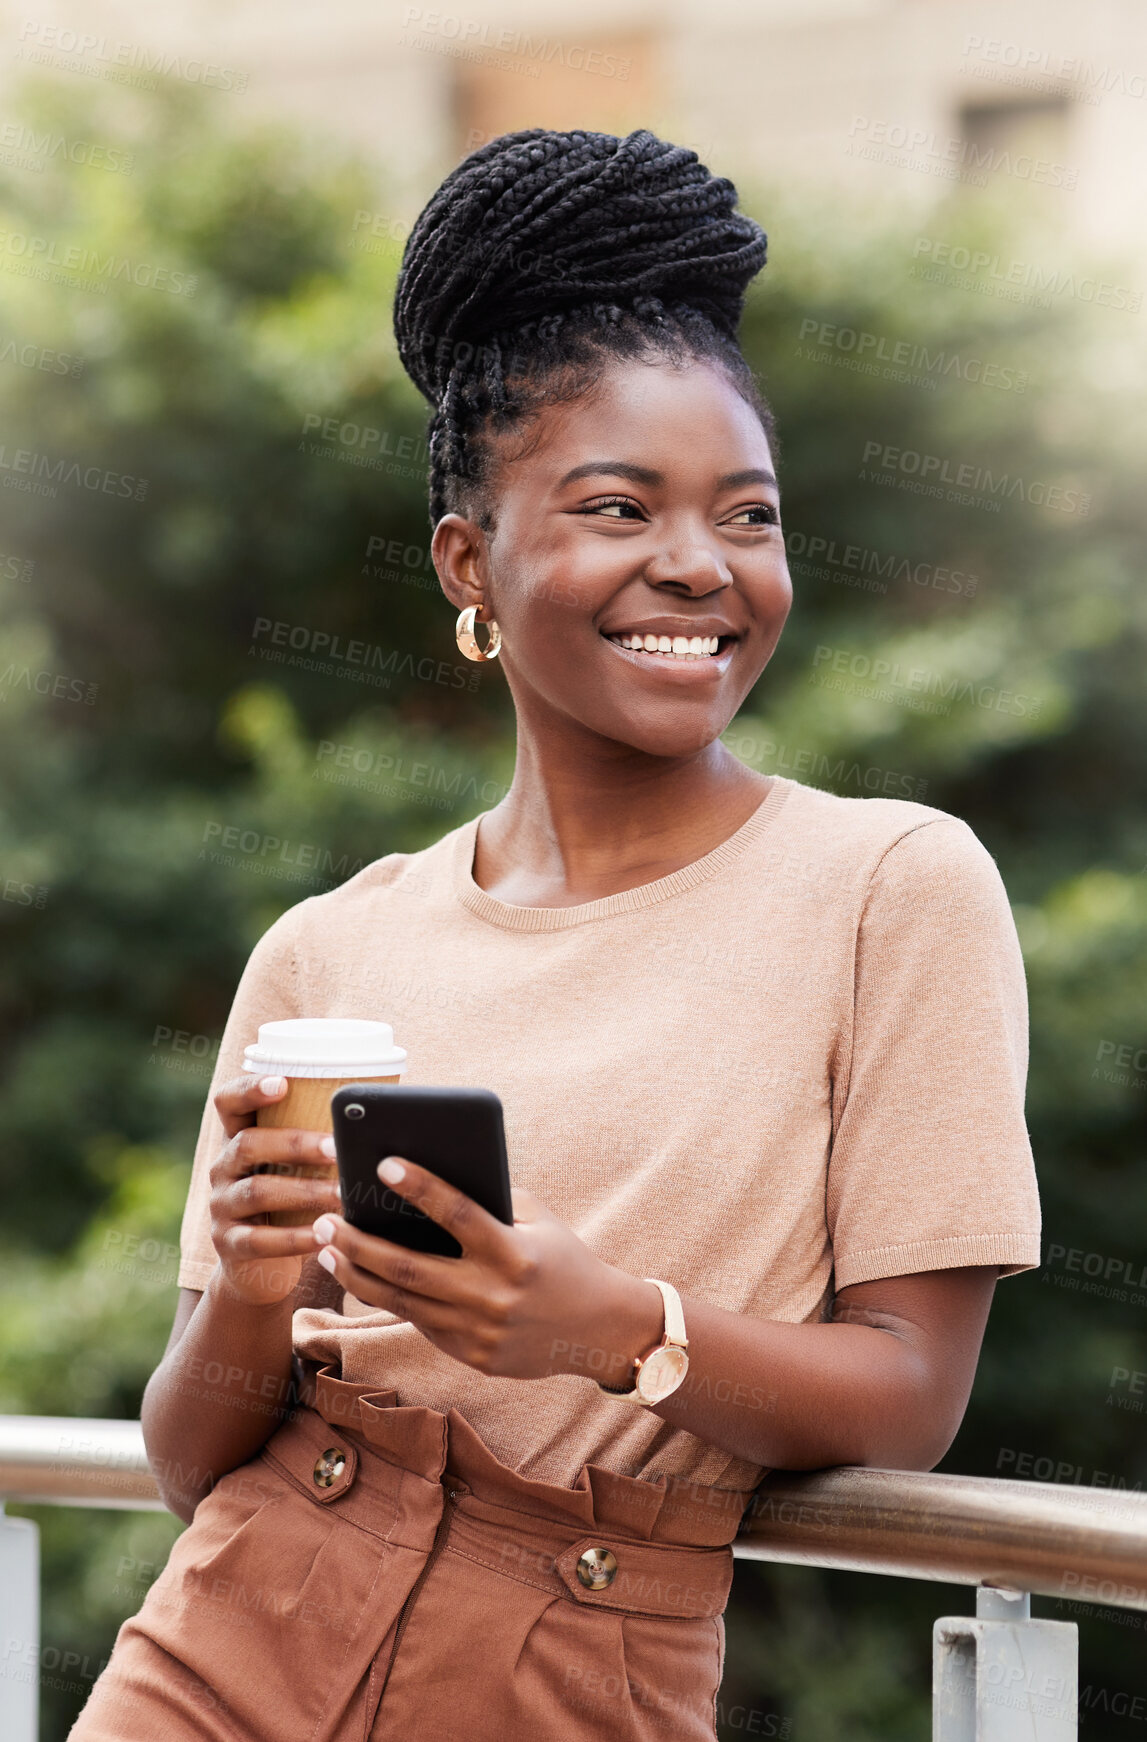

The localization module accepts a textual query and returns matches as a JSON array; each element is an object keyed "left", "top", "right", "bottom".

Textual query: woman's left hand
[{"left": 310, "top": 1157, "right": 661, "bottom": 1382}]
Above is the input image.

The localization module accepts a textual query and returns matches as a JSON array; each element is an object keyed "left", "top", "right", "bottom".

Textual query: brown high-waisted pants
[{"left": 70, "top": 1367, "right": 755, "bottom": 1741}]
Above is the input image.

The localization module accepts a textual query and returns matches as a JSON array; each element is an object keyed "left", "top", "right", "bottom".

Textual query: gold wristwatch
[{"left": 597, "top": 1278, "right": 689, "bottom": 1406}]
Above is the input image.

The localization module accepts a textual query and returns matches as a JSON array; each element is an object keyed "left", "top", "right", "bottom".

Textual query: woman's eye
[
  {"left": 580, "top": 497, "right": 644, "bottom": 520},
  {"left": 726, "top": 504, "right": 779, "bottom": 526}
]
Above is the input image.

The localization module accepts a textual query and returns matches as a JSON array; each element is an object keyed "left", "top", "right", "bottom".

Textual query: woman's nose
[{"left": 642, "top": 541, "right": 732, "bottom": 593}]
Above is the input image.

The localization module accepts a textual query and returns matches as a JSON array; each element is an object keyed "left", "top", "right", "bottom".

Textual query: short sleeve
[
  {"left": 176, "top": 901, "right": 311, "bottom": 1292},
  {"left": 826, "top": 816, "right": 1041, "bottom": 1289}
]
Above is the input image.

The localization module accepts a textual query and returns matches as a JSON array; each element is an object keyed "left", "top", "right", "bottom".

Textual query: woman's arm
[
  {"left": 309, "top": 1159, "right": 999, "bottom": 1474},
  {"left": 142, "top": 1281, "right": 295, "bottom": 1521},
  {"left": 638, "top": 1265, "right": 998, "bottom": 1470},
  {"left": 141, "top": 1073, "right": 344, "bottom": 1521}
]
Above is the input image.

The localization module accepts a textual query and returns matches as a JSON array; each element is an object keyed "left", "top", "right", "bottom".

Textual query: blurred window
[
  {"left": 957, "top": 96, "right": 1073, "bottom": 174},
  {"left": 451, "top": 32, "right": 659, "bottom": 156}
]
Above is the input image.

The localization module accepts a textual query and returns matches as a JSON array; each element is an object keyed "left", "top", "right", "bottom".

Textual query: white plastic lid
[{"left": 242, "top": 1018, "right": 406, "bottom": 1079}]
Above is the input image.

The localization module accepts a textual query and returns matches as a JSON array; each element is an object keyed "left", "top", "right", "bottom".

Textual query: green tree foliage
[
  {"left": 0, "top": 76, "right": 511, "bottom": 1262},
  {"left": 0, "top": 75, "right": 1143, "bottom": 1742}
]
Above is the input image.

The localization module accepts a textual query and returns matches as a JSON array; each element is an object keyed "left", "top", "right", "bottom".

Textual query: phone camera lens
[{"left": 345, "top": 1103, "right": 366, "bottom": 1120}]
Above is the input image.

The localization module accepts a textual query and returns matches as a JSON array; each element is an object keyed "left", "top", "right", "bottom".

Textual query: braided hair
[{"left": 393, "top": 128, "right": 772, "bottom": 530}]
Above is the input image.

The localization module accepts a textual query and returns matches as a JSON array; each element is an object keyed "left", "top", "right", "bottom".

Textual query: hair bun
[{"left": 394, "top": 128, "right": 767, "bottom": 405}]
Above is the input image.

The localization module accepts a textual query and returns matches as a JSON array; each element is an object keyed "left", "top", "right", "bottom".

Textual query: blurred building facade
[{"left": 2, "top": 0, "right": 1145, "bottom": 264}]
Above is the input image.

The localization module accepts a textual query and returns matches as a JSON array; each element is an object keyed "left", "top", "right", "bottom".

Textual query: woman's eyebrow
[
  {"left": 556, "top": 462, "right": 779, "bottom": 490},
  {"left": 720, "top": 467, "right": 778, "bottom": 491},
  {"left": 558, "top": 461, "right": 663, "bottom": 488}
]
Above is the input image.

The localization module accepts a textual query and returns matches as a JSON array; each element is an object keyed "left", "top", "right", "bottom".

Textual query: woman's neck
[{"left": 471, "top": 740, "right": 773, "bottom": 908}]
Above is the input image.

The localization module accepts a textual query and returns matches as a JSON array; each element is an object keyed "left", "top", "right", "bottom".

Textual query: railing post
[
  {"left": 0, "top": 1505, "right": 39, "bottom": 1742},
  {"left": 934, "top": 1585, "right": 1078, "bottom": 1740}
]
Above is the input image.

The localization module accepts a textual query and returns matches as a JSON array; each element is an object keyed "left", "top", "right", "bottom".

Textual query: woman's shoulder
[
  {"left": 767, "top": 775, "right": 1004, "bottom": 894},
  {"left": 258, "top": 813, "right": 478, "bottom": 947}
]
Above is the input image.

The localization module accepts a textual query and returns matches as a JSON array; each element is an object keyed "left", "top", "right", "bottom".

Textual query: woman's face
[{"left": 439, "top": 357, "right": 792, "bottom": 761}]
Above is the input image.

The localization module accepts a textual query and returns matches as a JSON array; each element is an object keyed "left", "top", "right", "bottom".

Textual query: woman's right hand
[{"left": 208, "top": 1074, "right": 342, "bottom": 1306}]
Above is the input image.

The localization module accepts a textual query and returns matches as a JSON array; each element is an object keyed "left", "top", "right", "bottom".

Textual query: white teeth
[{"left": 610, "top": 632, "right": 726, "bottom": 660}]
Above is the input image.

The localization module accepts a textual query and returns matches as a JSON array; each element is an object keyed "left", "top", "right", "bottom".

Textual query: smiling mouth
[{"left": 603, "top": 632, "right": 735, "bottom": 662}]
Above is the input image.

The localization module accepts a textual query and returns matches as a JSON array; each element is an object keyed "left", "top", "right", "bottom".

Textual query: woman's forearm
[
  {"left": 572, "top": 1265, "right": 996, "bottom": 1474},
  {"left": 650, "top": 1297, "right": 935, "bottom": 1470},
  {"left": 141, "top": 1270, "right": 297, "bottom": 1520}
]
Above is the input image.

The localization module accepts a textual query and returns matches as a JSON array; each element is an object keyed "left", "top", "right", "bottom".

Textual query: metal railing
[
  {"left": 3, "top": 1416, "right": 1146, "bottom": 1740},
  {"left": 738, "top": 1464, "right": 1147, "bottom": 1608}
]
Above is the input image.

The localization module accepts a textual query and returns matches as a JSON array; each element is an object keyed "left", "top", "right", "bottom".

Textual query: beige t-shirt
[{"left": 178, "top": 775, "right": 1041, "bottom": 1492}]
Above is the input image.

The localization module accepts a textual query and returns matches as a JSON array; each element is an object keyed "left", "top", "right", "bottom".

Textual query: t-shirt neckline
[{"left": 452, "top": 775, "right": 793, "bottom": 932}]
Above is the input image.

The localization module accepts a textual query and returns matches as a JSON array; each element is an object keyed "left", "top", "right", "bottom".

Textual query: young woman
[{"left": 72, "top": 127, "right": 1041, "bottom": 1742}]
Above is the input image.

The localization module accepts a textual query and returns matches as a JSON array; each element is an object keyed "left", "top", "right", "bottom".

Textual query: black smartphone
[{"left": 330, "top": 1083, "right": 513, "bottom": 1258}]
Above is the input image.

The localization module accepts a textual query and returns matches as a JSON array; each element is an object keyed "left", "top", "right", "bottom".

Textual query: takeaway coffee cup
[{"left": 243, "top": 1018, "right": 407, "bottom": 1226}]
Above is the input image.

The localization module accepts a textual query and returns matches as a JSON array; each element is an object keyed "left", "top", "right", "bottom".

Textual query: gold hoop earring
[{"left": 455, "top": 605, "right": 502, "bottom": 662}]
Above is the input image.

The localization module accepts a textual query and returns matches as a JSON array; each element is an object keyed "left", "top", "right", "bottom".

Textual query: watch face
[{"left": 635, "top": 1345, "right": 689, "bottom": 1405}]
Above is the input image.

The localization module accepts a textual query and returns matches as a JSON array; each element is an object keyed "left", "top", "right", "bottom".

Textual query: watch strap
[
  {"left": 597, "top": 1278, "right": 688, "bottom": 1397},
  {"left": 647, "top": 1277, "right": 688, "bottom": 1349}
]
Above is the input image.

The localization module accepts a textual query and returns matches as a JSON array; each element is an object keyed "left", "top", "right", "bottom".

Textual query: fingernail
[
  {"left": 320, "top": 1136, "right": 337, "bottom": 1158},
  {"left": 379, "top": 1157, "right": 405, "bottom": 1184},
  {"left": 316, "top": 1248, "right": 337, "bottom": 1273},
  {"left": 260, "top": 1076, "right": 287, "bottom": 1094},
  {"left": 313, "top": 1216, "right": 336, "bottom": 1243}
]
